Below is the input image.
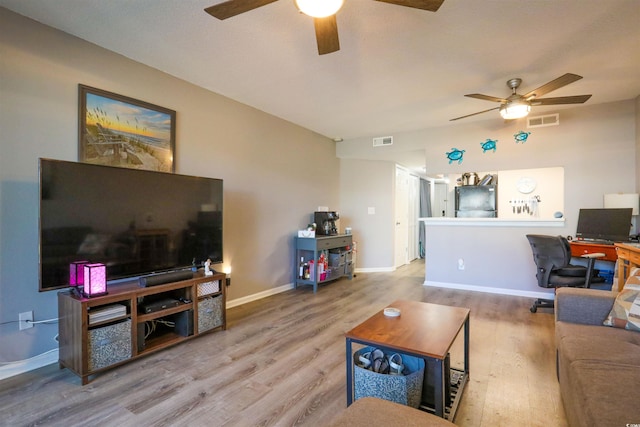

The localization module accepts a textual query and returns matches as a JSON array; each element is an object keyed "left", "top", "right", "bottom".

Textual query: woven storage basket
[
  {"left": 198, "top": 295, "right": 223, "bottom": 332},
  {"left": 197, "top": 279, "right": 220, "bottom": 296},
  {"left": 353, "top": 346, "right": 425, "bottom": 408},
  {"left": 88, "top": 319, "right": 132, "bottom": 370}
]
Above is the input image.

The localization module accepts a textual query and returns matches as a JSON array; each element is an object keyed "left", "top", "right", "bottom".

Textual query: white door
[
  {"left": 433, "top": 182, "right": 449, "bottom": 217},
  {"left": 395, "top": 166, "right": 409, "bottom": 268}
]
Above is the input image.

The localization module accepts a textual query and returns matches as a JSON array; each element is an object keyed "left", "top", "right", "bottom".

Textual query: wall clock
[{"left": 516, "top": 177, "right": 537, "bottom": 194}]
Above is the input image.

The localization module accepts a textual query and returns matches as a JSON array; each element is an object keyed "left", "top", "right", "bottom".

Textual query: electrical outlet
[
  {"left": 457, "top": 259, "right": 465, "bottom": 271},
  {"left": 19, "top": 311, "right": 34, "bottom": 330}
]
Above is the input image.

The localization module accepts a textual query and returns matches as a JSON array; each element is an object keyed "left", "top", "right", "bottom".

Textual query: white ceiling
[{"left": 2, "top": 0, "right": 639, "bottom": 142}]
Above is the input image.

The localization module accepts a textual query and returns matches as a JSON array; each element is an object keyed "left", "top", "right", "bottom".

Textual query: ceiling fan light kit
[
  {"left": 451, "top": 73, "right": 591, "bottom": 122},
  {"left": 500, "top": 100, "right": 531, "bottom": 120},
  {"left": 295, "top": 0, "right": 344, "bottom": 18},
  {"left": 205, "top": 0, "right": 445, "bottom": 55}
]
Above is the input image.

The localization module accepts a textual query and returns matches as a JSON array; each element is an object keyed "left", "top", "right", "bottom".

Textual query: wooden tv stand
[{"left": 58, "top": 271, "right": 226, "bottom": 385}]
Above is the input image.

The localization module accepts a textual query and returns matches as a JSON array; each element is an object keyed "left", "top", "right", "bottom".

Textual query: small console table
[
  {"left": 58, "top": 271, "right": 226, "bottom": 384},
  {"left": 295, "top": 234, "right": 353, "bottom": 292}
]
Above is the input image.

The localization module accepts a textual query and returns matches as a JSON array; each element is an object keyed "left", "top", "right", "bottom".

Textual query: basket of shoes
[{"left": 353, "top": 346, "right": 425, "bottom": 408}]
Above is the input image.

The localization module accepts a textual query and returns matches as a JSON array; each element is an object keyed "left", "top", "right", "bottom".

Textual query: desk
[
  {"left": 569, "top": 241, "right": 618, "bottom": 262},
  {"left": 345, "top": 300, "right": 469, "bottom": 420},
  {"left": 614, "top": 243, "right": 640, "bottom": 292}
]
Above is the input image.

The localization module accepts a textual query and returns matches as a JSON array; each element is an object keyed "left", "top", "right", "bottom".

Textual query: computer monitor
[{"left": 575, "top": 208, "right": 633, "bottom": 243}]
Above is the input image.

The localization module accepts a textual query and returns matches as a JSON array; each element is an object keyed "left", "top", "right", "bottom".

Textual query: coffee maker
[{"left": 314, "top": 211, "right": 339, "bottom": 235}]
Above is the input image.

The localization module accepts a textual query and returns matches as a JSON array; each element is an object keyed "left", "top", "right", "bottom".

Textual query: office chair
[{"left": 526, "top": 234, "right": 605, "bottom": 312}]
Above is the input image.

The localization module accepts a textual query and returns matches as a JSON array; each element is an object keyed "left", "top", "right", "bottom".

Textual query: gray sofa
[{"left": 555, "top": 287, "right": 640, "bottom": 427}]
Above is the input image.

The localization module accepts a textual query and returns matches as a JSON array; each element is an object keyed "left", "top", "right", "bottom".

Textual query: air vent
[
  {"left": 373, "top": 136, "right": 393, "bottom": 147},
  {"left": 527, "top": 113, "right": 559, "bottom": 128}
]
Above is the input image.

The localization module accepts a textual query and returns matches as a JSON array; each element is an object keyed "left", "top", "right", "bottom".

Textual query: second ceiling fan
[
  {"left": 450, "top": 73, "right": 592, "bottom": 121},
  {"left": 205, "top": 0, "right": 446, "bottom": 55}
]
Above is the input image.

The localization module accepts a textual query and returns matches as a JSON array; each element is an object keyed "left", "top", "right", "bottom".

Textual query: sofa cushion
[
  {"left": 556, "top": 321, "right": 640, "bottom": 366},
  {"left": 329, "top": 397, "right": 455, "bottom": 427},
  {"left": 603, "top": 284, "right": 640, "bottom": 331},
  {"left": 555, "top": 288, "right": 616, "bottom": 326},
  {"left": 560, "top": 360, "right": 640, "bottom": 427}
]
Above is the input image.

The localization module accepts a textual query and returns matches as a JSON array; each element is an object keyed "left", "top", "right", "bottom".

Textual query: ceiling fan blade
[
  {"left": 523, "top": 73, "right": 583, "bottom": 100},
  {"left": 314, "top": 16, "right": 340, "bottom": 55},
  {"left": 375, "top": 0, "right": 445, "bottom": 12},
  {"left": 450, "top": 106, "right": 500, "bottom": 121},
  {"left": 465, "top": 93, "right": 507, "bottom": 103},
  {"left": 205, "top": 0, "right": 278, "bottom": 20},
  {"left": 531, "top": 94, "right": 592, "bottom": 105}
]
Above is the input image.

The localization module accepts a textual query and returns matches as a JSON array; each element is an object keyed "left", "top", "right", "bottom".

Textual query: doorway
[
  {"left": 433, "top": 182, "right": 449, "bottom": 217},
  {"left": 395, "top": 166, "right": 409, "bottom": 268},
  {"left": 395, "top": 166, "right": 420, "bottom": 268}
]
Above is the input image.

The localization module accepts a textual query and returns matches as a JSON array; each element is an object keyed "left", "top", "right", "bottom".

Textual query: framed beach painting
[{"left": 78, "top": 85, "right": 176, "bottom": 172}]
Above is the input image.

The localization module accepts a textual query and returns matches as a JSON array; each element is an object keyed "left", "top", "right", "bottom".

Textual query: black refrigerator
[{"left": 455, "top": 185, "right": 497, "bottom": 217}]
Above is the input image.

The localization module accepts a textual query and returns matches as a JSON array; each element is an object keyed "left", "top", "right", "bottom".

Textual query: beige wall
[
  {"left": 0, "top": 8, "right": 339, "bottom": 362},
  {"left": 339, "top": 159, "right": 395, "bottom": 270}
]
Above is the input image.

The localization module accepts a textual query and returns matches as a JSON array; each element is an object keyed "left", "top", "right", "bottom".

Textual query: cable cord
[
  {"left": 0, "top": 348, "right": 58, "bottom": 365},
  {"left": 143, "top": 319, "right": 176, "bottom": 339},
  {"left": 0, "top": 320, "right": 19, "bottom": 326},
  {"left": 28, "top": 318, "right": 59, "bottom": 325},
  {"left": 0, "top": 317, "right": 58, "bottom": 327}
]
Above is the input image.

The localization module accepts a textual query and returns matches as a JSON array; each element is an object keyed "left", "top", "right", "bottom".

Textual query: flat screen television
[
  {"left": 39, "top": 158, "right": 223, "bottom": 291},
  {"left": 575, "top": 208, "right": 632, "bottom": 243}
]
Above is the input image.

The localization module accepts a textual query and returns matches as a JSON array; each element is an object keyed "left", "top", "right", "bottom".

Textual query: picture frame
[{"left": 78, "top": 84, "right": 176, "bottom": 172}]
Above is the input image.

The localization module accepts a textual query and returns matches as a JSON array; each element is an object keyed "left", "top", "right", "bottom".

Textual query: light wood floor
[{"left": 0, "top": 260, "right": 567, "bottom": 427}]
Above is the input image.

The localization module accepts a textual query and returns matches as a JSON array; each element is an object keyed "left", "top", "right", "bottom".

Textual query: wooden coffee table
[{"left": 345, "top": 299, "right": 470, "bottom": 420}]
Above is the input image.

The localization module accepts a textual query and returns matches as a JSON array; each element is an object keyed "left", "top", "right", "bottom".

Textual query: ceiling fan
[
  {"left": 450, "top": 73, "right": 592, "bottom": 121},
  {"left": 204, "top": 0, "right": 446, "bottom": 55}
]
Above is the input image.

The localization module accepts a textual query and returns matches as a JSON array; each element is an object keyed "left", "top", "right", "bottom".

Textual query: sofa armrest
[{"left": 555, "top": 287, "right": 616, "bottom": 326}]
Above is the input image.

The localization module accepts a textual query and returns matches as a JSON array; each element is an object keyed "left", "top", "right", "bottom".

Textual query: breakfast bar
[{"left": 419, "top": 217, "right": 566, "bottom": 297}]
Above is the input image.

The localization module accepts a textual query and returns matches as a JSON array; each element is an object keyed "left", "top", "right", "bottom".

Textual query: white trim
[
  {"left": 418, "top": 217, "right": 564, "bottom": 227},
  {"left": 424, "top": 280, "right": 555, "bottom": 300},
  {"left": 0, "top": 349, "right": 59, "bottom": 381},
  {"left": 354, "top": 267, "right": 395, "bottom": 273},
  {"left": 226, "top": 283, "right": 294, "bottom": 309}
]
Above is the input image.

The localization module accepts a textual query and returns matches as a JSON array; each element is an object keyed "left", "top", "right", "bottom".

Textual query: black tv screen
[
  {"left": 39, "top": 158, "right": 223, "bottom": 291},
  {"left": 575, "top": 208, "right": 632, "bottom": 243}
]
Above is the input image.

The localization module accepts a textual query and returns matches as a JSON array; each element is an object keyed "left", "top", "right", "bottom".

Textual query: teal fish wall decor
[
  {"left": 480, "top": 139, "right": 497, "bottom": 153},
  {"left": 514, "top": 130, "right": 531, "bottom": 143},
  {"left": 446, "top": 148, "right": 465, "bottom": 164}
]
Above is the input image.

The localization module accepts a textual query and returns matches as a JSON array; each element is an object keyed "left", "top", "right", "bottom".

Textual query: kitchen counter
[
  {"left": 419, "top": 217, "right": 565, "bottom": 227},
  {"left": 419, "top": 217, "right": 567, "bottom": 297}
]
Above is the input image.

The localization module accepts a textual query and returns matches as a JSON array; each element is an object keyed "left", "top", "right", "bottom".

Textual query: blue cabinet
[{"left": 295, "top": 235, "right": 353, "bottom": 292}]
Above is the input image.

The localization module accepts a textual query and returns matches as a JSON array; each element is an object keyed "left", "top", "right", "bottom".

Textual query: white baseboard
[
  {"left": 0, "top": 348, "right": 59, "bottom": 381},
  {"left": 226, "top": 283, "right": 294, "bottom": 309},
  {"left": 424, "top": 280, "right": 555, "bottom": 300},
  {"left": 354, "top": 267, "right": 395, "bottom": 273}
]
